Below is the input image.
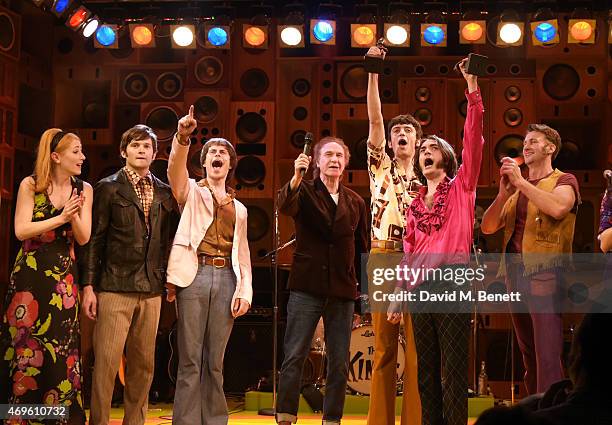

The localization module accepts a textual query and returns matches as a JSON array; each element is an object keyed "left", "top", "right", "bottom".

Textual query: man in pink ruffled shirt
[{"left": 389, "top": 58, "right": 484, "bottom": 425}]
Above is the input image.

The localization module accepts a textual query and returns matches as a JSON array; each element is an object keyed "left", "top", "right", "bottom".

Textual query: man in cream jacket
[{"left": 166, "top": 105, "right": 252, "bottom": 425}]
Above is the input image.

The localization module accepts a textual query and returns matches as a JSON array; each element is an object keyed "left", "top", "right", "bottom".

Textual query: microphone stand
[{"left": 258, "top": 190, "right": 295, "bottom": 416}]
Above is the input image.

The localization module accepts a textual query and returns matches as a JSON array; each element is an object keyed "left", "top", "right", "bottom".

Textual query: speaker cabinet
[
  {"left": 0, "top": 144, "right": 13, "bottom": 199},
  {"left": 0, "top": 105, "right": 16, "bottom": 147},
  {"left": 399, "top": 78, "right": 447, "bottom": 139},
  {"left": 0, "top": 59, "right": 17, "bottom": 106},
  {"left": 141, "top": 102, "right": 183, "bottom": 143},
  {"left": 119, "top": 66, "right": 185, "bottom": 103},
  {"left": 231, "top": 29, "right": 276, "bottom": 101},
  {"left": 114, "top": 104, "right": 141, "bottom": 147},
  {"left": 544, "top": 119, "right": 602, "bottom": 173},
  {"left": 318, "top": 61, "right": 334, "bottom": 140},
  {"left": 276, "top": 59, "right": 319, "bottom": 160},
  {"left": 230, "top": 101, "right": 275, "bottom": 198},
  {"left": 335, "top": 61, "right": 398, "bottom": 104},
  {"left": 223, "top": 320, "right": 285, "bottom": 393},
  {"left": 446, "top": 79, "right": 492, "bottom": 187},
  {"left": 241, "top": 198, "right": 273, "bottom": 266},
  {"left": 332, "top": 103, "right": 400, "bottom": 171},
  {"left": 0, "top": 6, "right": 21, "bottom": 62},
  {"left": 186, "top": 50, "right": 230, "bottom": 89},
  {"left": 489, "top": 79, "right": 536, "bottom": 187},
  {"left": 79, "top": 145, "right": 122, "bottom": 185}
]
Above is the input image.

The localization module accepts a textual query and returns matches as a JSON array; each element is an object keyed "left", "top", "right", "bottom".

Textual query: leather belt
[
  {"left": 198, "top": 255, "right": 231, "bottom": 268},
  {"left": 371, "top": 240, "right": 403, "bottom": 252}
]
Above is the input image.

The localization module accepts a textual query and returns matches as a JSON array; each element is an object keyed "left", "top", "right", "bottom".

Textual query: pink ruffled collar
[{"left": 409, "top": 177, "right": 452, "bottom": 235}]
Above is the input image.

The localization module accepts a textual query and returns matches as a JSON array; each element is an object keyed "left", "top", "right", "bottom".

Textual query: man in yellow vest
[{"left": 481, "top": 124, "right": 580, "bottom": 395}]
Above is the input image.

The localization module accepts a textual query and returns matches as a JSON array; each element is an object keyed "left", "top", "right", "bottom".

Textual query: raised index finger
[{"left": 189, "top": 105, "right": 194, "bottom": 119}]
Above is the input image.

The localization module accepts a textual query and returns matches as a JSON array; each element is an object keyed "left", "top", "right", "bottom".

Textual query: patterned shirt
[
  {"left": 124, "top": 167, "right": 154, "bottom": 227},
  {"left": 367, "top": 142, "right": 420, "bottom": 242}
]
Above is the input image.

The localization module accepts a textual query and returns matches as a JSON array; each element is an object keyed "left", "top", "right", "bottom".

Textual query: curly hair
[{"left": 413, "top": 135, "right": 458, "bottom": 184}]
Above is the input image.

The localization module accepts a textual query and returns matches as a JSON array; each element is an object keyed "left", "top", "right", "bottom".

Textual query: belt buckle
[{"left": 212, "top": 257, "right": 226, "bottom": 268}]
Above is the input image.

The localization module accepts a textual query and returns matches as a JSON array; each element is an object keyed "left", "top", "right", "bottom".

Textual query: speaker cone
[
  {"left": 83, "top": 101, "right": 108, "bottom": 128},
  {"left": 554, "top": 140, "right": 581, "bottom": 170},
  {"left": 123, "top": 73, "right": 150, "bottom": 100},
  {"left": 504, "top": 85, "right": 521, "bottom": 102},
  {"left": 292, "top": 78, "right": 311, "bottom": 97},
  {"left": 194, "top": 56, "right": 224, "bottom": 86},
  {"left": 145, "top": 106, "right": 179, "bottom": 141},
  {"left": 503, "top": 108, "right": 523, "bottom": 127},
  {"left": 340, "top": 65, "right": 368, "bottom": 100},
  {"left": 494, "top": 135, "right": 524, "bottom": 165},
  {"left": 240, "top": 68, "right": 269, "bottom": 98},
  {"left": 150, "top": 158, "right": 169, "bottom": 184},
  {"left": 290, "top": 130, "right": 306, "bottom": 149},
  {"left": 156, "top": 72, "right": 183, "bottom": 99},
  {"left": 246, "top": 204, "right": 270, "bottom": 242},
  {"left": 236, "top": 112, "right": 267, "bottom": 143},
  {"left": 543, "top": 64, "right": 580, "bottom": 101},
  {"left": 0, "top": 13, "right": 16, "bottom": 52},
  {"left": 415, "top": 87, "right": 431, "bottom": 103},
  {"left": 193, "top": 96, "right": 219, "bottom": 123},
  {"left": 235, "top": 156, "right": 266, "bottom": 187},
  {"left": 414, "top": 108, "right": 432, "bottom": 127},
  {"left": 188, "top": 147, "right": 204, "bottom": 178}
]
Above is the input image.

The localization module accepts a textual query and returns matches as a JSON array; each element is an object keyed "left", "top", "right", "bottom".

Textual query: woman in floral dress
[{"left": 1, "top": 128, "right": 92, "bottom": 424}]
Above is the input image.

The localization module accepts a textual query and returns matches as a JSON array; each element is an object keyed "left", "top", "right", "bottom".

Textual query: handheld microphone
[{"left": 300, "top": 132, "right": 313, "bottom": 177}]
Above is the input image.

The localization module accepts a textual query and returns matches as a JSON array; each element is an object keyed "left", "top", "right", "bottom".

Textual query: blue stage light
[
  {"left": 313, "top": 20, "right": 334, "bottom": 42},
  {"left": 208, "top": 27, "right": 228, "bottom": 46},
  {"left": 534, "top": 22, "right": 557, "bottom": 43},
  {"left": 53, "top": 0, "right": 70, "bottom": 14},
  {"left": 423, "top": 25, "right": 445, "bottom": 45},
  {"left": 96, "top": 25, "right": 116, "bottom": 46}
]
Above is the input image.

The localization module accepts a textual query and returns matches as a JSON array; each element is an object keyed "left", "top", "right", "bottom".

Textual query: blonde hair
[{"left": 33, "top": 128, "right": 79, "bottom": 193}]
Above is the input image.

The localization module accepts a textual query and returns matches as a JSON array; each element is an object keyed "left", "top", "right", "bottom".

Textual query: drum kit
[{"left": 302, "top": 314, "right": 406, "bottom": 395}]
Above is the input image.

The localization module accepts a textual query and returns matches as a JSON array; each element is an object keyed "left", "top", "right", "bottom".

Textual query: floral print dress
[{"left": 1, "top": 178, "right": 85, "bottom": 424}]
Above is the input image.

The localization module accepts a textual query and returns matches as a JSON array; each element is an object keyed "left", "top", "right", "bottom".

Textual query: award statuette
[{"left": 364, "top": 38, "right": 388, "bottom": 74}]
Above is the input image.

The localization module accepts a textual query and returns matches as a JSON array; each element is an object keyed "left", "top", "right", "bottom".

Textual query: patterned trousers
[{"left": 412, "top": 278, "right": 469, "bottom": 425}]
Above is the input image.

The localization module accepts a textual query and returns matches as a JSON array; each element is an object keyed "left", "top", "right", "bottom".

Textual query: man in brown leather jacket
[{"left": 81, "top": 125, "right": 177, "bottom": 425}]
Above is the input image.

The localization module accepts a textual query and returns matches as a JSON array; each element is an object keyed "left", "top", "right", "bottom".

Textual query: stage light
[
  {"left": 421, "top": 24, "right": 447, "bottom": 46},
  {"left": 351, "top": 24, "right": 376, "bottom": 48},
  {"left": 310, "top": 19, "right": 336, "bottom": 45},
  {"left": 205, "top": 25, "right": 230, "bottom": 48},
  {"left": 279, "top": 25, "right": 304, "bottom": 47},
  {"left": 171, "top": 24, "right": 196, "bottom": 49},
  {"left": 568, "top": 19, "right": 596, "bottom": 44},
  {"left": 243, "top": 24, "right": 268, "bottom": 49},
  {"left": 129, "top": 23, "right": 155, "bottom": 48},
  {"left": 459, "top": 20, "right": 485, "bottom": 44},
  {"left": 94, "top": 24, "right": 118, "bottom": 48},
  {"left": 66, "top": 6, "right": 90, "bottom": 31},
  {"left": 51, "top": 0, "right": 71, "bottom": 17},
  {"left": 531, "top": 20, "right": 559, "bottom": 45},
  {"left": 384, "top": 23, "right": 409, "bottom": 46},
  {"left": 82, "top": 16, "right": 100, "bottom": 38},
  {"left": 499, "top": 23, "right": 523, "bottom": 44}
]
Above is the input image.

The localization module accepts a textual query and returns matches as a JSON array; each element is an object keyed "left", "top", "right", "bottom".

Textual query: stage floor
[{"left": 105, "top": 404, "right": 478, "bottom": 424}]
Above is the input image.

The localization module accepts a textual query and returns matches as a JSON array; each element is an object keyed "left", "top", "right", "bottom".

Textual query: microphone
[{"left": 300, "top": 132, "right": 313, "bottom": 177}]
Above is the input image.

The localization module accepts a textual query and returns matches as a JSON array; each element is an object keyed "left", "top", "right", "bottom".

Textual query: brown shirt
[
  {"left": 124, "top": 167, "right": 154, "bottom": 227},
  {"left": 197, "top": 181, "right": 236, "bottom": 257}
]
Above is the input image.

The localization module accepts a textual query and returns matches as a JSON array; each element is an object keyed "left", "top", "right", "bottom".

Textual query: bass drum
[{"left": 347, "top": 324, "right": 405, "bottom": 395}]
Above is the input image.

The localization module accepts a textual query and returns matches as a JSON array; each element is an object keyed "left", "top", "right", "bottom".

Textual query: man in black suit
[
  {"left": 81, "top": 125, "right": 176, "bottom": 425},
  {"left": 276, "top": 137, "right": 369, "bottom": 425}
]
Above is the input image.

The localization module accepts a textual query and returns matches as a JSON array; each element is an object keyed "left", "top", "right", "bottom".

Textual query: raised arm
[
  {"left": 279, "top": 153, "right": 310, "bottom": 217},
  {"left": 168, "top": 105, "right": 197, "bottom": 205},
  {"left": 456, "top": 58, "right": 485, "bottom": 192},
  {"left": 367, "top": 46, "right": 386, "bottom": 150}
]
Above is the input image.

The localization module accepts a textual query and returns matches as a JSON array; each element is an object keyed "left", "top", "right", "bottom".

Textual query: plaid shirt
[{"left": 124, "top": 167, "right": 154, "bottom": 227}]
